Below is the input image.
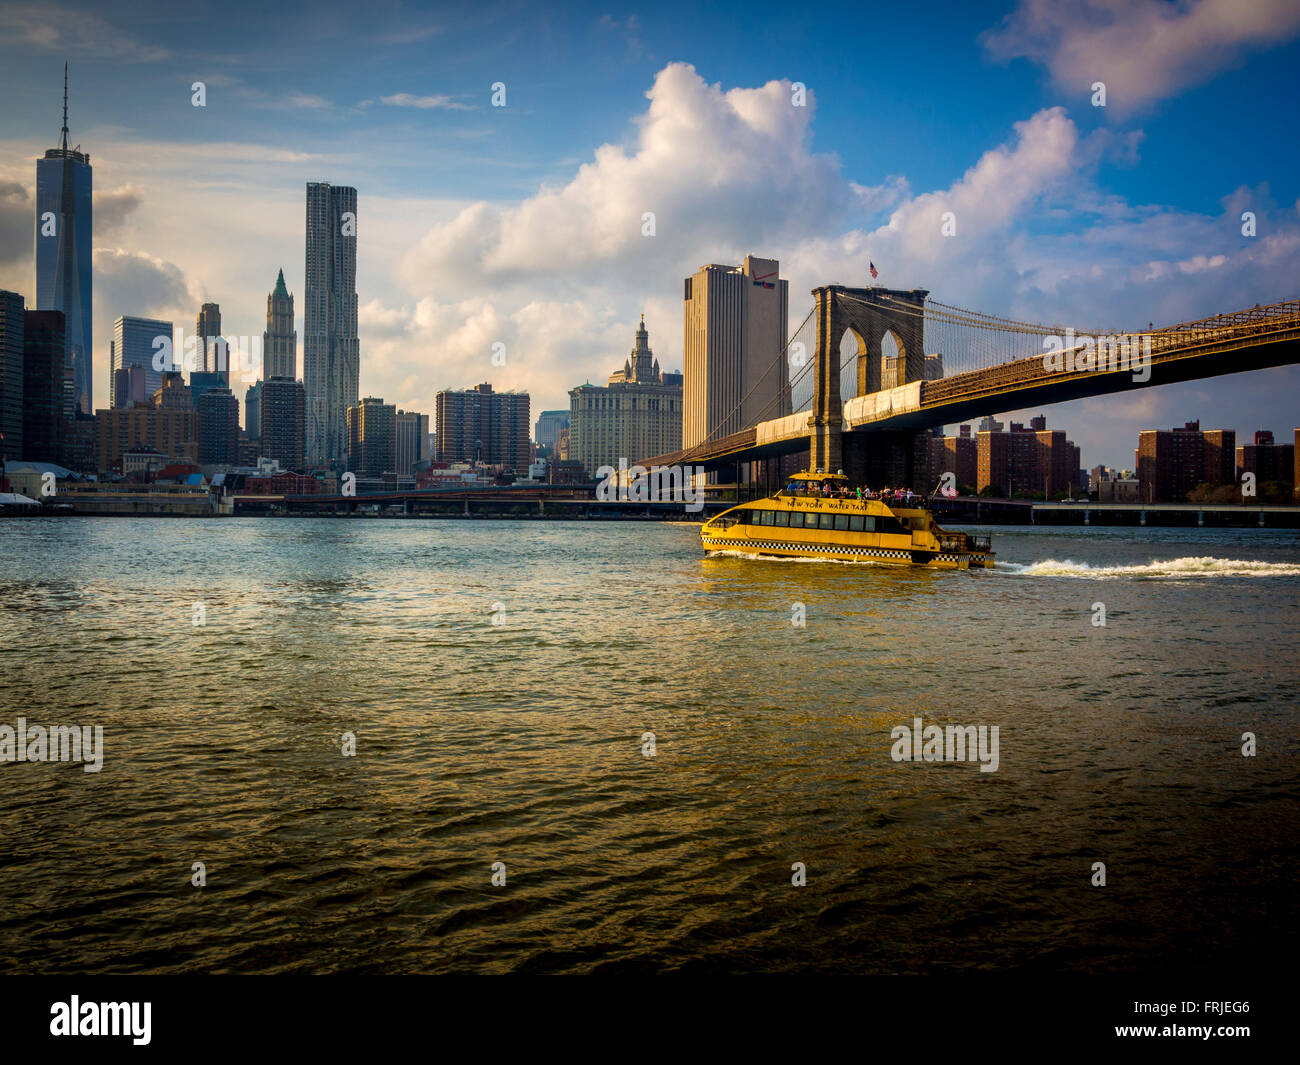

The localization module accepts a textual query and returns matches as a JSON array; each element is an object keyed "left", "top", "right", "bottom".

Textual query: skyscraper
[
  {"left": 111, "top": 316, "right": 172, "bottom": 403},
  {"left": 35, "top": 65, "right": 93, "bottom": 416},
  {"left": 245, "top": 380, "right": 262, "bottom": 439},
  {"left": 264, "top": 269, "right": 296, "bottom": 380},
  {"left": 304, "top": 183, "right": 358, "bottom": 467},
  {"left": 198, "top": 387, "right": 239, "bottom": 466},
  {"left": 534, "top": 410, "right": 569, "bottom": 453},
  {"left": 0, "top": 290, "right": 23, "bottom": 460},
  {"left": 683, "top": 255, "right": 789, "bottom": 450},
  {"left": 261, "top": 377, "right": 305, "bottom": 471},
  {"left": 346, "top": 396, "right": 395, "bottom": 479},
  {"left": 197, "top": 302, "right": 222, "bottom": 377},
  {"left": 22, "top": 310, "right": 67, "bottom": 463},
  {"left": 395, "top": 409, "right": 429, "bottom": 477}
]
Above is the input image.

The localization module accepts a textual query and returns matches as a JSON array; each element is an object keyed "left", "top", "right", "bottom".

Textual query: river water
[{"left": 1, "top": 517, "right": 1297, "bottom": 974}]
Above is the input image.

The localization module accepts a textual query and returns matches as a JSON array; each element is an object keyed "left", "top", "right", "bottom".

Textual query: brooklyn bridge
[{"left": 643, "top": 286, "right": 1300, "bottom": 491}]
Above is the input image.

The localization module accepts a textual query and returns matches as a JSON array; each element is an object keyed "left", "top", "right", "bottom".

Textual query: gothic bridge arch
[{"left": 810, "top": 285, "right": 928, "bottom": 475}]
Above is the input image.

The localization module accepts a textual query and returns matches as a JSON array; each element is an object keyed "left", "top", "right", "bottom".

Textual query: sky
[{"left": 0, "top": 0, "right": 1298, "bottom": 469}]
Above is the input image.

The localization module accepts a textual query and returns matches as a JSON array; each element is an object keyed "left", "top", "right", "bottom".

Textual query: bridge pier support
[
  {"left": 809, "top": 286, "right": 844, "bottom": 475},
  {"left": 1140, "top": 510, "right": 1146, "bottom": 526},
  {"left": 464, "top": 498, "right": 470, "bottom": 517},
  {"left": 1197, "top": 511, "right": 1204, "bottom": 527},
  {"left": 842, "top": 429, "right": 929, "bottom": 491}
]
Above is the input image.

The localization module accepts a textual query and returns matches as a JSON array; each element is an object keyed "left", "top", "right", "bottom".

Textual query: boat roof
[{"left": 789, "top": 470, "right": 848, "bottom": 481}]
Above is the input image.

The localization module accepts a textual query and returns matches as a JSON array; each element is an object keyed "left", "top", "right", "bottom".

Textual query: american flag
[{"left": 869, "top": 261, "right": 878, "bottom": 280}]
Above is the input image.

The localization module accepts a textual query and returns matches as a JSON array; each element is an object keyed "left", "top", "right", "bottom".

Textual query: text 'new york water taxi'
[{"left": 700, "top": 471, "right": 994, "bottom": 569}]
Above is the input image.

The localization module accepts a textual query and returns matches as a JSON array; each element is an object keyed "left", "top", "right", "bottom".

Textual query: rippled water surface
[{"left": 1, "top": 517, "right": 1298, "bottom": 974}]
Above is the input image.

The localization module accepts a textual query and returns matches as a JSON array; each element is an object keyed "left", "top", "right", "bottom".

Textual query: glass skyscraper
[
  {"left": 35, "top": 65, "right": 92, "bottom": 417},
  {"left": 304, "top": 182, "right": 358, "bottom": 467}
]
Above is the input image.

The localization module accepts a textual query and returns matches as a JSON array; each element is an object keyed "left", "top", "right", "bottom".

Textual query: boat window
[
  {"left": 834, "top": 514, "right": 850, "bottom": 531},
  {"left": 848, "top": 515, "right": 864, "bottom": 532},
  {"left": 734, "top": 510, "right": 749, "bottom": 524},
  {"left": 818, "top": 513, "right": 835, "bottom": 529},
  {"left": 773, "top": 510, "right": 789, "bottom": 527},
  {"left": 879, "top": 516, "right": 906, "bottom": 535},
  {"left": 788, "top": 511, "right": 804, "bottom": 528},
  {"left": 863, "top": 515, "right": 876, "bottom": 532},
  {"left": 753, "top": 510, "right": 768, "bottom": 525}
]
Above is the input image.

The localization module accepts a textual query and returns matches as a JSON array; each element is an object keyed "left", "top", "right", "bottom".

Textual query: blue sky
[{"left": 1, "top": 0, "right": 1298, "bottom": 467}]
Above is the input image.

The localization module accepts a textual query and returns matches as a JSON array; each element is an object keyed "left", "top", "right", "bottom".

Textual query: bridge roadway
[{"left": 643, "top": 299, "right": 1300, "bottom": 470}]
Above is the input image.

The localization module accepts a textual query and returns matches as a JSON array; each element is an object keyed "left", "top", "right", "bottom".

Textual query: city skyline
[{"left": 0, "top": 3, "right": 1298, "bottom": 470}]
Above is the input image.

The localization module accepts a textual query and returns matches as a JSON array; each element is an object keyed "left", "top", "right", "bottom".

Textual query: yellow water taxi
[{"left": 700, "top": 471, "right": 994, "bottom": 569}]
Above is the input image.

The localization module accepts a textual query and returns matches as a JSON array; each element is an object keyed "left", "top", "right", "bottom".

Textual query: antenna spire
[{"left": 60, "top": 62, "right": 69, "bottom": 152}]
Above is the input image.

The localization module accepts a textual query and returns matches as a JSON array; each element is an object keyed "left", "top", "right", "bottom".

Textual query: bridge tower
[{"left": 809, "top": 285, "right": 930, "bottom": 487}]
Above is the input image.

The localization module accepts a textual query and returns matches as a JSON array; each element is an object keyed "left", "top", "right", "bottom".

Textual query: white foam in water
[{"left": 998, "top": 556, "right": 1300, "bottom": 579}]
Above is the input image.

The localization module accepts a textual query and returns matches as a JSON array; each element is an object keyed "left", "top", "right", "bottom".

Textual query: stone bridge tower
[{"left": 808, "top": 285, "right": 929, "bottom": 482}]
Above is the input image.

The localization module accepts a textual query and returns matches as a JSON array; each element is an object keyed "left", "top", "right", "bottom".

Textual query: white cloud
[
  {"left": 380, "top": 93, "right": 473, "bottom": 111},
  {"left": 983, "top": 0, "right": 1300, "bottom": 113}
]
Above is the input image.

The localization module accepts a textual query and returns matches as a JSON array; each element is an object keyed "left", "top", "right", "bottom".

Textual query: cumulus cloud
[
  {"left": 93, "top": 184, "right": 142, "bottom": 233},
  {"left": 93, "top": 248, "right": 196, "bottom": 334},
  {"left": 983, "top": 0, "right": 1300, "bottom": 113},
  {"left": 398, "top": 63, "right": 851, "bottom": 297}
]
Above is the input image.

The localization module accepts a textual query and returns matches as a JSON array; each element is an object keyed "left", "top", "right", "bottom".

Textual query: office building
[
  {"left": 0, "top": 290, "right": 23, "bottom": 459},
  {"left": 245, "top": 380, "right": 263, "bottom": 438},
  {"left": 21, "top": 310, "right": 66, "bottom": 463},
  {"left": 568, "top": 316, "right": 683, "bottom": 475},
  {"left": 111, "top": 316, "right": 171, "bottom": 405},
  {"left": 198, "top": 387, "right": 239, "bottom": 465},
  {"left": 683, "top": 255, "right": 789, "bottom": 450},
  {"left": 304, "top": 183, "right": 358, "bottom": 466},
  {"left": 188, "top": 371, "right": 226, "bottom": 410},
  {"left": 535, "top": 410, "right": 569, "bottom": 453},
  {"left": 346, "top": 396, "right": 395, "bottom": 479},
  {"left": 35, "top": 66, "right": 93, "bottom": 416},
  {"left": 112, "top": 365, "right": 148, "bottom": 409},
  {"left": 95, "top": 373, "right": 198, "bottom": 473},
  {"left": 262, "top": 377, "right": 306, "bottom": 471},
  {"left": 395, "top": 409, "right": 430, "bottom": 476},
  {"left": 435, "top": 383, "right": 529, "bottom": 473}
]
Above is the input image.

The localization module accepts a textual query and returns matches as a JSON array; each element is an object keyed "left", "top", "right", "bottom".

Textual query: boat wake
[{"left": 998, "top": 556, "right": 1300, "bottom": 580}]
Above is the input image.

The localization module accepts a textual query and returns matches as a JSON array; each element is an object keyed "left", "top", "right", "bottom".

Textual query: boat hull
[{"left": 701, "top": 531, "right": 994, "bottom": 569}]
